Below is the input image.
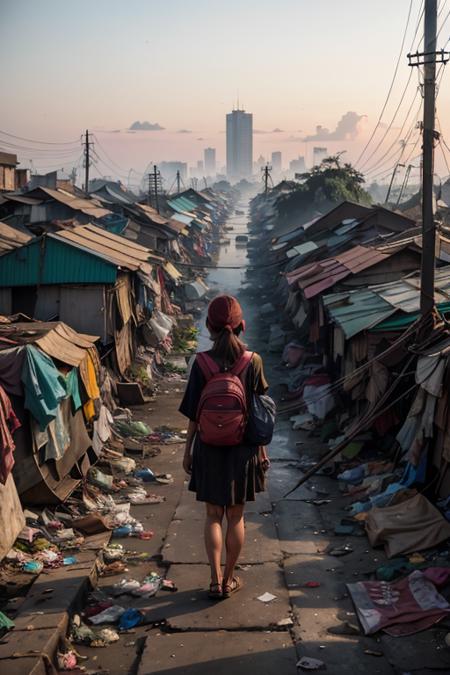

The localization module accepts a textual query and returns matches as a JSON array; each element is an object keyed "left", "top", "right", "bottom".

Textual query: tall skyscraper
[
  {"left": 271, "top": 151, "right": 282, "bottom": 174},
  {"left": 289, "top": 156, "right": 306, "bottom": 177},
  {"left": 226, "top": 109, "right": 253, "bottom": 180},
  {"left": 313, "top": 146, "right": 328, "bottom": 166},
  {"left": 204, "top": 147, "right": 216, "bottom": 176}
]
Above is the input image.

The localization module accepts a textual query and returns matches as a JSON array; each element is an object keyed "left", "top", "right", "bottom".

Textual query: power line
[
  {"left": 362, "top": 88, "right": 422, "bottom": 175},
  {"left": 0, "top": 129, "right": 80, "bottom": 146},
  {"left": 355, "top": 0, "right": 419, "bottom": 167}
]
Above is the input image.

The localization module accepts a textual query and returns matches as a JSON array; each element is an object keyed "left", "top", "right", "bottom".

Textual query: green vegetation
[
  {"left": 276, "top": 155, "right": 371, "bottom": 223},
  {"left": 172, "top": 325, "right": 199, "bottom": 353}
]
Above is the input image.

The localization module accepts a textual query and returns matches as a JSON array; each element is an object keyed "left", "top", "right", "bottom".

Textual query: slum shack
[{"left": 0, "top": 319, "right": 101, "bottom": 504}]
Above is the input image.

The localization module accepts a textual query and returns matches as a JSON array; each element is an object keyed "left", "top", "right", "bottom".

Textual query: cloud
[
  {"left": 177, "top": 129, "right": 192, "bottom": 134},
  {"left": 272, "top": 128, "right": 284, "bottom": 133},
  {"left": 283, "top": 135, "right": 305, "bottom": 143},
  {"left": 302, "top": 111, "right": 365, "bottom": 142},
  {"left": 129, "top": 120, "right": 165, "bottom": 131},
  {"left": 197, "top": 137, "right": 204, "bottom": 141},
  {"left": 254, "top": 129, "right": 268, "bottom": 134}
]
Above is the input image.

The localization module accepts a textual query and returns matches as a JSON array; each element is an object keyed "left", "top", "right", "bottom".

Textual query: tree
[{"left": 276, "top": 154, "right": 371, "bottom": 224}]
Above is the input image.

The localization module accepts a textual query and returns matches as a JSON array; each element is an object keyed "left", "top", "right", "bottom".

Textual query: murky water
[{"left": 197, "top": 199, "right": 251, "bottom": 351}]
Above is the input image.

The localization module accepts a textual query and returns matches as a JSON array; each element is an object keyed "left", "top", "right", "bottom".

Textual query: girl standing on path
[{"left": 179, "top": 295, "right": 270, "bottom": 600}]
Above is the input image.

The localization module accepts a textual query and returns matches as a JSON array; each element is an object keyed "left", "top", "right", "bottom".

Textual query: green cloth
[
  {"left": 65, "top": 368, "right": 82, "bottom": 412},
  {"left": 21, "top": 345, "right": 66, "bottom": 431},
  {"left": 0, "top": 611, "right": 14, "bottom": 633}
]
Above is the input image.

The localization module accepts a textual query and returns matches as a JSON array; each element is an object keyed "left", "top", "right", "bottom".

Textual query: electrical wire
[
  {"left": 355, "top": 0, "right": 421, "bottom": 168},
  {"left": 363, "top": 90, "right": 422, "bottom": 176},
  {"left": 0, "top": 129, "right": 80, "bottom": 146}
]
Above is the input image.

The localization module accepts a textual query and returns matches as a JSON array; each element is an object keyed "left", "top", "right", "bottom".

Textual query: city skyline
[{"left": 1, "top": 0, "right": 450, "bottom": 181}]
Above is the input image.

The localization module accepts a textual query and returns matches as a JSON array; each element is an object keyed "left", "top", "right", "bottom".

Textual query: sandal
[
  {"left": 222, "top": 576, "right": 242, "bottom": 598},
  {"left": 208, "top": 582, "right": 223, "bottom": 600}
]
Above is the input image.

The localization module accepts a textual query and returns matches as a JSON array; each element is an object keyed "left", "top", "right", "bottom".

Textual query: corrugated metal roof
[
  {"left": 0, "top": 236, "right": 118, "bottom": 286},
  {"left": 286, "top": 241, "right": 319, "bottom": 259},
  {"left": 29, "top": 186, "right": 112, "bottom": 219},
  {"left": 336, "top": 245, "right": 389, "bottom": 274},
  {"left": 1, "top": 194, "right": 42, "bottom": 205},
  {"left": 323, "top": 289, "right": 397, "bottom": 338},
  {"left": 171, "top": 213, "right": 193, "bottom": 226},
  {"left": 0, "top": 221, "right": 32, "bottom": 254},
  {"left": 52, "top": 223, "right": 159, "bottom": 273},
  {"left": 285, "top": 245, "right": 395, "bottom": 298},
  {"left": 371, "top": 268, "right": 450, "bottom": 313},
  {"left": 137, "top": 203, "right": 170, "bottom": 225}
]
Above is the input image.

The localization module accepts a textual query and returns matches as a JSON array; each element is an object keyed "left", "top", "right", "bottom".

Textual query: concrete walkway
[{"left": 66, "top": 375, "right": 405, "bottom": 675}]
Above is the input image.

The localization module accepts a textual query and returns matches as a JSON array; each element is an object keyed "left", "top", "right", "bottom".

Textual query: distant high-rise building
[
  {"left": 289, "top": 156, "right": 306, "bottom": 176},
  {"left": 204, "top": 147, "right": 216, "bottom": 176},
  {"left": 159, "top": 161, "right": 188, "bottom": 187},
  {"left": 197, "top": 160, "right": 204, "bottom": 171},
  {"left": 226, "top": 109, "right": 253, "bottom": 180},
  {"left": 271, "top": 151, "right": 282, "bottom": 174},
  {"left": 313, "top": 146, "right": 328, "bottom": 166}
]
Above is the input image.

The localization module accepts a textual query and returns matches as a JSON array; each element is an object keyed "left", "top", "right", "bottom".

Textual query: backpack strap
[
  {"left": 196, "top": 352, "right": 220, "bottom": 382},
  {"left": 231, "top": 350, "right": 253, "bottom": 377}
]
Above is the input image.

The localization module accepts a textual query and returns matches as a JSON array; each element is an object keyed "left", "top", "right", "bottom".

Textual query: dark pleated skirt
[{"left": 188, "top": 435, "right": 265, "bottom": 506}]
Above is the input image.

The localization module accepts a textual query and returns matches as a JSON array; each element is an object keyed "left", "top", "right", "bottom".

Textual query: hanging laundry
[
  {"left": 21, "top": 345, "right": 66, "bottom": 431},
  {"left": 0, "top": 385, "right": 21, "bottom": 484},
  {"left": 79, "top": 352, "right": 100, "bottom": 422},
  {"left": 65, "top": 368, "right": 82, "bottom": 412}
]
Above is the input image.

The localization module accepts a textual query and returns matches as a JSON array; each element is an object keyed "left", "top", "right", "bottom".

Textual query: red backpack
[{"left": 195, "top": 351, "right": 253, "bottom": 446}]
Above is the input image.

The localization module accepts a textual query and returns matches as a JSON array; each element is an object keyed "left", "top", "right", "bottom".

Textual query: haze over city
[{"left": 2, "top": 0, "right": 450, "bottom": 182}]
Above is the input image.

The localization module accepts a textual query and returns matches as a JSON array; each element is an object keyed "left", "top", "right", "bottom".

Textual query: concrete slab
[
  {"left": 163, "top": 512, "right": 282, "bottom": 564},
  {"left": 137, "top": 563, "right": 291, "bottom": 630},
  {"left": 380, "top": 631, "right": 450, "bottom": 671},
  {"left": 272, "top": 500, "right": 329, "bottom": 555},
  {"left": 284, "top": 553, "right": 394, "bottom": 674},
  {"left": 138, "top": 630, "right": 299, "bottom": 675},
  {"left": 267, "top": 462, "right": 315, "bottom": 501},
  {"left": 269, "top": 420, "right": 304, "bottom": 462}
]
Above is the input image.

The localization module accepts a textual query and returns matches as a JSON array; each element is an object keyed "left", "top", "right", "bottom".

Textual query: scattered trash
[
  {"left": 296, "top": 656, "right": 325, "bottom": 670},
  {"left": 328, "top": 544, "right": 353, "bottom": 557},
  {"left": 257, "top": 592, "right": 277, "bottom": 603},
  {"left": 277, "top": 617, "right": 294, "bottom": 627},
  {"left": 364, "top": 649, "right": 383, "bottom": 657},
  {"left": 57, "top": 650, "right": 78, "bottom": 670},
  {"left": 303, "top": 581, "right": 321, "bottom": 588},
  {"left": 118, "top": 608, "right": 144, "bottom": 630},
  {"left": 0, "top": 611, "right": 14, "bottom": 637},
  {"left": 89, "top": 605, "right": 126, "bottom": 625}
]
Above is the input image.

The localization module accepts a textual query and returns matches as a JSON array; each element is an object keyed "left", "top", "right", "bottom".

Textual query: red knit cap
[{"left": 207, "top": 295, "right": 243, "bottom": 333}]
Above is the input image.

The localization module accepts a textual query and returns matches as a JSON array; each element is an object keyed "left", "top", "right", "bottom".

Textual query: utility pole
[
  {"left": 396, "top": 164, "right": 413, "bottom": 206},
  {"left": 176, "top": 170, "right": 181, "bottom": 195},
  {"left": 262, "top": 164, "right": 272, "bottom": 195},
  {"left": 147, "top": 165, "right": 162, "bottom": 212},
  {"left": 408, "top": 0, "right": 448, "bottom": 314},
  {"left": 385, "top": 163, "right": 404, "bottom": 204},
  {"left": 83, "top": 129, "right": 94, "bottom": 195}
]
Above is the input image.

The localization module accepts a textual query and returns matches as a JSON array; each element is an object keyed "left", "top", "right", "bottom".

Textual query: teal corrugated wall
[{"left": 0, "top": 237, "right": 117, "bottom": 286}]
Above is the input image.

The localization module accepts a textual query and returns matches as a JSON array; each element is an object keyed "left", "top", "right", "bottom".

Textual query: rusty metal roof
[
  {"left": 0, "top": 221, "right": 32, "bottom": 254},
  {"left": 28, "top": 186, "right": 112, "bottom": 219},
  {"left": 51, "top": 223, "right": 161, "bottom": 273},
  {"left": 286, "top": 245, "right": 400, "bottom": 299}
]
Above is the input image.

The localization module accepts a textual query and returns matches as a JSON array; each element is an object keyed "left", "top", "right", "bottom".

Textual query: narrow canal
[{"left": 197, "top": 195, "right": 253, "bottom": 350}]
